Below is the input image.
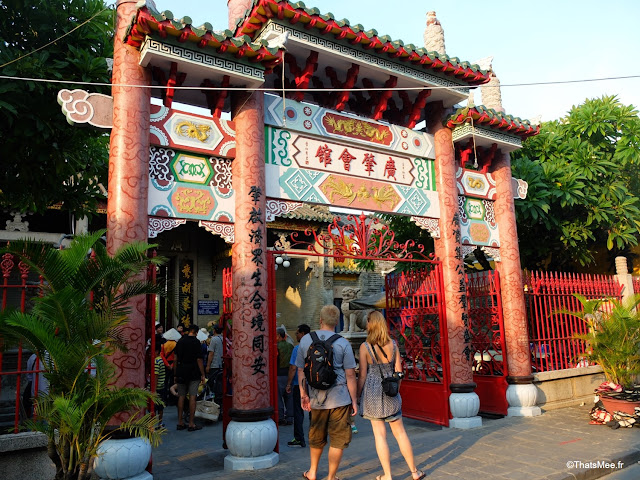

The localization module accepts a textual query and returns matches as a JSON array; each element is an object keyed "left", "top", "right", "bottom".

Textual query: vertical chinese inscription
[
  {"left": 453, "top": 210, "right": 471, "bottom": 362},
  {"left": 248, "top": 186, "right": 267, "bottom": 376},
  {"left": 179, "top": 259, "right": 194, "bottom": 328}
]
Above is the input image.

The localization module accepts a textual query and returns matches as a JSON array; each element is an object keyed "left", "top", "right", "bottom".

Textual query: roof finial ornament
[
  {"left": 474, "top": 56, "right": 494, "bottom": 73},
  {"left": 423, "top": 11, "right": 446, "bottom": 56},
  {"left": 467, "top": 90, "right": 475, "bottom": 108},
  {"left": 529, "top": 115, "right": 542, "bottom": 126},
  {"left": 475, "top": 56, "right": 504, "bottom": 113}
]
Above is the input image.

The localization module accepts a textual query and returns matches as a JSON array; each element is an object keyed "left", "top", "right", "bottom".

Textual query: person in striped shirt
[{"left": 154, "top": 341, "right": 167, "bottom": 428}]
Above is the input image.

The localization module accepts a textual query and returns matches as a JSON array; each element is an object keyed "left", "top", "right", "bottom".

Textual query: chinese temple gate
[{"left": 59, "top": 0, "right": 542, "bottom": 470}]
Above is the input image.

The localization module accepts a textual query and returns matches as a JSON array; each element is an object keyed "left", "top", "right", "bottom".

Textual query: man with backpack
[{"left": 295, "top": 305, "right": 358, "bottom": 480}]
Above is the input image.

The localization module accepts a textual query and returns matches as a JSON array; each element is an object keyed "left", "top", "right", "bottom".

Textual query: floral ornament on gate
[{"left": 290, "top": 213, "right": 429, "bottom": 261}]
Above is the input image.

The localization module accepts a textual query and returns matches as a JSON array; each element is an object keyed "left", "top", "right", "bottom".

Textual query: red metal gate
[
  {"left": 221, "top": 267, "right": 233, "bottom": 447},
  {"left": 466, "top": 271, "right": 508, "bottom": 415},
  {"left": 385, "top": 265, "right": 450, "bottom": 426}
]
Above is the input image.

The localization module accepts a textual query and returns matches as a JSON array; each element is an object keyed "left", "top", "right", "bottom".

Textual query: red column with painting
[
  {"left": 491, "top": 151, "right": 541, "bottom": 416},
  {"left": 428, "top": 105, "right": 481, "bottom": 428},
  {"left": 107, "top": 0, "right": 151, "bottom": 391},
  {"left": 224, "top": 0, "right": 278, "bottom": 469}
]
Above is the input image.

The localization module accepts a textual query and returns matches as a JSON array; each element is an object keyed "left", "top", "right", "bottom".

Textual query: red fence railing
[
  {"left": 0, "top": 253, "right": 44, "bottom": 433},
  {"left": 524, "top": 270, "right": 623, "bottom": 373},
  {"left": 0, "top": 248, "right": 159, "bottom": 434},
  {"left": 633, "top": 276, "right": 640, "bottom": 295}
]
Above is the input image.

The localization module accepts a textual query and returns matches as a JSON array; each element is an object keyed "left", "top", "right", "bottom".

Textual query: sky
[{"left": 157, "top": 0, "right": 640, "bottom": 122}]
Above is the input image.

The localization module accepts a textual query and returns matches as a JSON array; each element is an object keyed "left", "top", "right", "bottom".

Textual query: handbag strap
[
  {"left": 373, "top": 342, "right": 396, "bottom": 366},
  {"left": 368, "top": 342, "right": 395, "bottom": 381},
  {"left": 365, "top": 342, "right": 385, "bottom": 381}
]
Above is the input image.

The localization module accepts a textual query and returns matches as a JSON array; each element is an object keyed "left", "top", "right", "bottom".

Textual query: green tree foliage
[
  {"left": 0, "top": 232, "right": 166, "bottom": 480},
  {"left": 569, "top": 294, "right": 640, "bottom": 389},
  {"left": 512, "top": 96, "right": 640, "bottom": 269},
  {"left": 0, "top": 0, "right": 113, "bottom": 216}
]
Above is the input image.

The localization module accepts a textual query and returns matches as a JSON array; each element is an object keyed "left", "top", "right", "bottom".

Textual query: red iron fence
[
  {"left": 0, "top": 249, "right": 159, "bottom": 434},
  {"left": 524, "top": 270, "right": 623, "bottom": 373},
  {"left": 633, "top": 276, "right": 640, "bottom": 294},
  {"left": 0, "top": 253, "right": 44, "bottom": 433}
]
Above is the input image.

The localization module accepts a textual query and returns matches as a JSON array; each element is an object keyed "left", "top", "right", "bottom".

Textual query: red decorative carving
[
  {"left": 201, "top": 76, "right": 230, "bottom": 117},
  {"left": 152, "top": 62, "right": 187, "bottom": 108},
  {"left": 477, "top": 143, "right": 498, "bottom": 174},
  {"left": 373, "top": 76, "right": 397, "bottom": 120},
  {"left": 458, "top": 139, "right": 475, "bottom": 168},
  {"left": 324, "top": 64, "right": 360, "bottom": 111},
  {"left": 406, "top": 89, "right": 432, "bottom": 129},
  {"left": 1, "top": 253, "right": 14, "bottom": 278},
  {"left": 18, "top": 261, "right": 30, "bottom": 280},
  {"left": 284, "top": 51, "right": 318, "bottom": 102},
  {"left": 336, "top": 65, "right": 359, "bottom": 111},
  {"left": 291, "top": 213, "right": 427, "bottom": 260}
]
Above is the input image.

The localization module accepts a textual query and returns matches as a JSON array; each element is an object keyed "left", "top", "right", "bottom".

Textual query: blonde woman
[{"left": 357, "top": 311, "right": 425, "bottom": 480}]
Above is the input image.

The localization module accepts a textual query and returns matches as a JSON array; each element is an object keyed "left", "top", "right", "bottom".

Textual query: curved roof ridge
[
  {"left": 447, "top": 105, "right": 540, "bottom": 139},
  {"left": 124, "top": 2, "right": 283, "bottom": 66},
  {"left": 232, "top": 0, "right": 491, "bottom": 85}
]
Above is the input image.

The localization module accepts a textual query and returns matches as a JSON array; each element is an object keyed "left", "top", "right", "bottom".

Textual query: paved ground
[{"left": 152, "top": 406, "right": 640, "bottom": 480}]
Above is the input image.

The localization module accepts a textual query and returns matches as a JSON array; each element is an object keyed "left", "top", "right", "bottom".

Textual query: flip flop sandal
[
  {"left": 176, "top": 424, "right": 187, "bottom": 430},
  {"left": 412, "top": 470, "right": 426, "bottom": 480},
  {"left": 188, "top": 425, "right": 202, "bottom": 432},
  {"left": 302, "top": 471, "right": 315, "bottom": 480}
]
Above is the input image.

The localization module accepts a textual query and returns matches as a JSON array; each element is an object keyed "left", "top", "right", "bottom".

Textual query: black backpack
[{"left": 304, "top": 332, "right": 341, "bottom": 390}]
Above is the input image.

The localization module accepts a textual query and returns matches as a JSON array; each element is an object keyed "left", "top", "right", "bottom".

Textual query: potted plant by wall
[
  {"left": 0, "top": 231, "right": 166, "bottom": 480},
  {"left": 570, "top": 293, "right": 640, "bottom": 415}
]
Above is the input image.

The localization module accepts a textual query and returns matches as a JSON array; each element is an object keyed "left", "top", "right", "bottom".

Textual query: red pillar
[
  {"left": 491, "top": 152, "right": 531, "bottom": 378},
  {"left": 229, "top": 91, "right": 271, "bottom": 415},
  {"left": 428, "top": 105, "right": 480, "bottom": 427},
  {"left": 107, "top": 0, "right": 151, "bottom": 389},
  {"left": 224, "top": 0, "right": 277, "bottom": 468},
  {"left": 491, "top": 151, "right": 540, "bottom": 415},
  {"left": 227, "top": 0, "right": 270, "bottom": 418},
  {"left": 428, "top": 106, "right": 473, "bottom": 385}
]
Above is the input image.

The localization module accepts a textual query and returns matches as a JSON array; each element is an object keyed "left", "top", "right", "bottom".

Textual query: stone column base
[
  {"left": 225, "top": 452, "right": 279, "bottom": 470},
  {"left": 449, "top": 416, "right": 482, "bottom": 429},
  {"left": 507, "top": 405, "right": 542, "bottom": 417},
  {"left": 506, "top": 382, "right": 542, "bottom": 417},
  {"left": 448, "top": 389, "right": 482, "bottom": 429},
  {"left": 224, "top": 418, "right": 278, "bottom": 471}
]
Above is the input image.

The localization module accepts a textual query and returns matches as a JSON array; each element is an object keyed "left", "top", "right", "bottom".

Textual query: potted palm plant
[
  {"left": 0, "top": 231, "right": 166, "bottom": 480},
  {"left": 570, "top": 294, "right": 640, "bottom": 415}
]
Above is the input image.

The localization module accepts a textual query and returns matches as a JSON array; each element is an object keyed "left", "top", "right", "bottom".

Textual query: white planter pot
[
  {"left": 93, "top": 437, "right": 151, "bottom": 480},
  {"left": 226, "top": 419, "right": 278, "bottom": 458}
]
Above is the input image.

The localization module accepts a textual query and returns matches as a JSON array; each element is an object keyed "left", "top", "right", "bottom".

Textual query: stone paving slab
[{"left": 152, "top": 406, "right": 640, "bottom": 480}]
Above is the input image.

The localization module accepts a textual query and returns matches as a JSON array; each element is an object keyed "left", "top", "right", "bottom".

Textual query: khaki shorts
[
  {"left": 177, "top": 380, "right": 199, "bottom": 397},
  {"left": 308, "top": 405, "right": 352, "bottom": 449}
]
